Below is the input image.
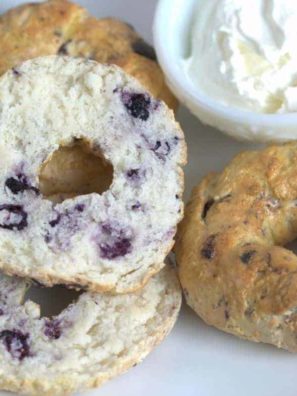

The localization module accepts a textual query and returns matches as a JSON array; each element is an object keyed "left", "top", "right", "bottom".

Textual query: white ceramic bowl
[{"left": 153, "top": 0, "right": 297, "bottom": 143}]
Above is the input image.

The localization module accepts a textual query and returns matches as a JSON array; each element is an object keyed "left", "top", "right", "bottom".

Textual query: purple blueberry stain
[
  {"left": 121, "top": 92, "right": 151, "bottom": 121},
  {"left": 5, "top": 173, "right": 39, "bottom": 195},
  {"left": 49, "top": 213, "right": 61, "bottom": 227},
  {"left": 46, "top": 204, "right": 86, "bottom": 251},
  {"left": 5, "top": 178, "right": 26, "bottom": 194},
  {"left": 44, "top": 233, "right": 52, "bottom": 243},
  {"left": 127, "top": 168, "right": 140, "bottom": 179},
  {"left": 100, "top": 239, "right": 132, "bottom": 260},
  {"left": 0, "top": 204, "right": 28, "bottom": 231},
  {"left": 126, "top": 168, "right": 146, "bottom": 183},
  {"left": 131, "top": 202, "right": 142, "bottom": 211},
  {"left": 164, "top": 227, "right": 176, "bottom": 240},
  {"left": 98, "top": 222, "right": 134, "bottom": 260},
  {"left": 75, "top": 204, "right": 85, "bottom": 212},
  {"left": 151, "top": 140, "right": 171, "bottom": 160},
  {"left": 0, "top": 329, "right": 30, "bottom": 360},
  {"left": 12, "top": 68, "right": 21, "bottom": 77},
  {"left": 44, "top": 319, "right": 62, "bottom": 340}
]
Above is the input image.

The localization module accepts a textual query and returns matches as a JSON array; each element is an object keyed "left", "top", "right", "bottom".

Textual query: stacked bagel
[{"left": 0, "top": 1, "right": 186, "bottom": 395}]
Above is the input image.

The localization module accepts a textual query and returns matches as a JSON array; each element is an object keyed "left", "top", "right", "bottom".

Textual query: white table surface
[{"left": 0, "top": 1, "right": 295, "bottom": 396}]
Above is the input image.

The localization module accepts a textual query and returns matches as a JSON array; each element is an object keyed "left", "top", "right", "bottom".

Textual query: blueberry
[
  {"left": 49, "top": 213, "right": 61, "bottom": 227},
  {"left": 0, "top": 329, "right": 30, "bottom": 360},
  {"left": 201, "top": 235, "right": 216, "bottom": 260},
  {"left": 44, "top": 319, "right": 61, "bottom": 340},
  {"left": 75, "top": 204, "right": 85, "bottom": 212},
  {"left": 5, "top": 177, "right": 26, "bottom": 194},
  {"left": 240, "top": 250, "right": 256, "bottom": 264},
  {"left": 122, "top": 92, "right": 151, "bottom": 121},
  {"left": 131, "top": 202, "right": 141, "bottom": 210},
  {"left": 57, "top": 39, "right": 72, "bottom": 55},
  {"left": 153, "top": 141, "right": 161, "bottom": 151},
  {"left": 132, "top": 39, "right": 157, "bottom": 61},
  {"left": 0, "top": 204, "right": 28, "bottom": 231},
  {"left": 100, "top": 223, "right": 113, "bottom": 235},
  {"left": 127, "top": 169, "right": 140, "bottom": 179},
  {"left": 5, "top": 174, "right": 39, "bottom": 195},
  {"left": 44, "top": 233, "right": 52, "bottom": 243},
  {"left": 46, "top": 205, "right": 85, "bottom": 251},
  {"left": 98, "top": 223, "right": 133, "bottom": 259},
  {"left": 12, "top": 68, "right": 21, "bottom": 77},
  {"left": 5, "top": 178, "right": 27, "bottom": 194},
  {"left": 126, "top": 168, "right": 145, "bottom": 182},
  {"left": 151, "top": 140, "right": 171, "bottom": 160},
  {"left": 100, "top": 238, "right": 132, "bottom": 260}
]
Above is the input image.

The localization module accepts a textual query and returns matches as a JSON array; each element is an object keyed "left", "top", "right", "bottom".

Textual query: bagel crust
[
  {"left": 0, "top": 0, "right": 177, "bottom": 110},
  {"left": 176, "top": 142, "right": 297, "bottom": 352}
]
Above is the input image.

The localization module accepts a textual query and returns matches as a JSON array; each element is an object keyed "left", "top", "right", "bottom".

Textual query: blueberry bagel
[
  {"left": 0, "top": 266, "right": 181, "bottom": 395},
  {"left": 176, "top": 142, "right": 297, "bottom": 352},
  {"left": 0, "top": 0, "right": 177, "bottom": 109},
  {"left": 0, "top": 56, "right": 186, "bottom": 293}
]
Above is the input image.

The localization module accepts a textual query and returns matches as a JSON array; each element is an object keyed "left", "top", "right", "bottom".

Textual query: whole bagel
[
  {"left": 0, "top": 0, "right": 177, "bottom": 109},
  {"left": 0, "top": 56, "right": 186, "bottom": 293},
  {"left": 176, "top": 142, "right": 297, "bottom": 352}
]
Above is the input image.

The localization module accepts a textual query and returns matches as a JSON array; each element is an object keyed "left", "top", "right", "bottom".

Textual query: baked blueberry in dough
[
  {"left": 0, "top": 56, "right": 186, "bottom": 293},
  {"left": 0, "top": 266, "right": 181, "bottom": 395}
]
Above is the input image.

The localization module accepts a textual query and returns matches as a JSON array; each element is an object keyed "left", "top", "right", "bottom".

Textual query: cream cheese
[{"left": 184, "top": 0, "right": 297, "bottom": 113}]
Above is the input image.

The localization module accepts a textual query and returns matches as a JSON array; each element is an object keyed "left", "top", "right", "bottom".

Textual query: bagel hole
[
  {"left": 38, "top": 139, "right": 113, "bottom": 203},
  {"left": 24, "top": 284, "right": 83, "bottom": 318}
]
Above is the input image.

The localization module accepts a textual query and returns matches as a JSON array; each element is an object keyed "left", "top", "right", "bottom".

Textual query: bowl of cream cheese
[{"left": 153, "top": 0, "right": 297, "bottom": 142}]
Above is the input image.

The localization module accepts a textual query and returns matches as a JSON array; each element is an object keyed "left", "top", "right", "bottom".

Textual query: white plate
[{"left": 0, "top": 1, "right": 295, "bottom": 396}]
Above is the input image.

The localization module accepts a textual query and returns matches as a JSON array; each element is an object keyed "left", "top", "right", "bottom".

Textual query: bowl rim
[{"left": 153, "top": 0, "right": 297, "bottom": 128}]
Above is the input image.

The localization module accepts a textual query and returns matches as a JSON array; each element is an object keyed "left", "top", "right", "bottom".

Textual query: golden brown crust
[
  {"left": 176, "top": 142, "right": 297, "bottom": 352},
  {"left": 0, "top": 0, "right": 177, "bottom": 109}
]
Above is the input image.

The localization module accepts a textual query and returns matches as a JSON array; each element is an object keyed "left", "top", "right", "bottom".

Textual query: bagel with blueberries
[
  {"left": 0, "top": 56, "right": 186, "bottom": 293},
  {"left": 176, "top": 142, "right": 297, "bottom": 352}
]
